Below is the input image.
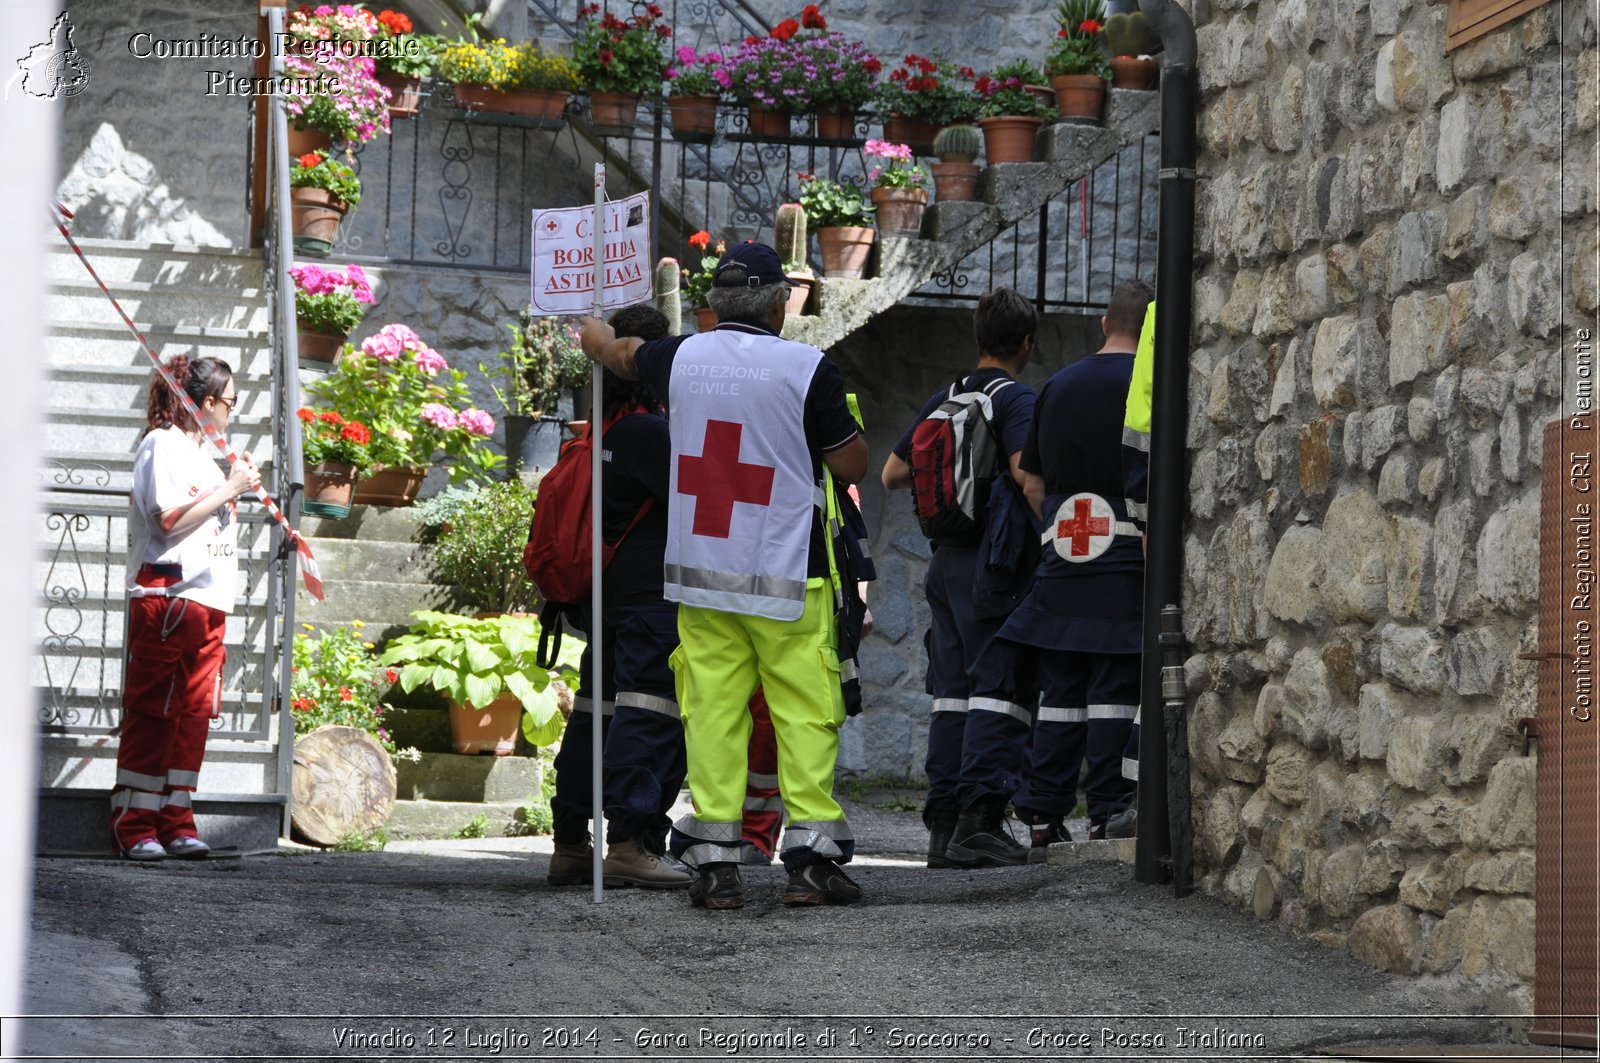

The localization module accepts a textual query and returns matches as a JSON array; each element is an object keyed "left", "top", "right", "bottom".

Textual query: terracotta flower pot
[
  {"left": 378, "top": 73, "right": 422, "bottom": 118},
  {"left": 1023, "top": 83, "right": 1057, "bottom": 109},
  {"left": 453, "top": 83, "right": 568, "bottom": 120},
  {"left": 746, "top": 106, "right": 790, "bottom": 138},
  {"left": 353, "top": 465, "right": 426, "bottom": 507},
  {"left": 693, "top": 306, "right": 718, "bottom": 332},
  {"left": 931, "top": 161, "right": 980, "bottom": 203},
  {"left": 815, "top": 111, "right": 856, "bottom": 141},
  {"left": 302, "top": 461, "right": 359, "bottom": 519},
  {"left": 870, "top": 186, "right": 928, "bottom": 237},
  {"left": 817, "top": 225, "right": 875, "bottom": 280},
  {"left": 289, "top": 186, "right": 347, "bottom": 256},
  {"left": 296, "top": 325, "right": 346, "bottom": 364},
  {"left": 784, "top": 274, "right": 814, "bottom": 316},
  {"left": 447, "top": 693, "right": 524, "bottom": 756},
  {"left": 978, "top": 115, "right": 1042, "bottom": 164},
  {"left": 1109, "top": 56, "right": 1159, "bottom": 90},
  {"left": 1050, "top": 74, "right": 1107, "bottom": 121},
  {"left": 588, "top": 90, "right": 641, "bottom": 131},
  {"left": 287, "top": 125, "right": 333, "bottom": 157},
  {"left": 882, "top": 113, "right": 938, "bottom": 157},
  {"left": 667, "top": 94, "right": 718, "bottom": 141}
]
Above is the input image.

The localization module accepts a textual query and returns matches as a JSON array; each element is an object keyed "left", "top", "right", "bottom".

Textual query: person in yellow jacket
[{"left": 580, "top": 242, "right": 870, "bottom": 910}]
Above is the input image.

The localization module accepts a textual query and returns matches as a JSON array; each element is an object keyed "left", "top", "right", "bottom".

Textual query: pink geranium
[
  {"left": 413, "top": 348, "right": 448, "bottom": 375},
  {"left": 419, "top": 403, "right": 457, "bottom": 429},
  {"left": 458, "top": 408, "right": 495, "bottom": 437}
]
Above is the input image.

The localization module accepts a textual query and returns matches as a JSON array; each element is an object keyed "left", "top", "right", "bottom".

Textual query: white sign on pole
[{"left": 530, "top": 192, "right": 653, "bottom": 316}]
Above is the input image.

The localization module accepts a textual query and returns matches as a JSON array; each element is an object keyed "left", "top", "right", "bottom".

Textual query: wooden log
[{"left": 290, "top": 725, "right": 397, "bottom": 847}]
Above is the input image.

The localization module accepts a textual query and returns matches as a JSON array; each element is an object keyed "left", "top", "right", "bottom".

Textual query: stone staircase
[
  {"left": 784, "top": 90, "right": 1161, "bottom": 352},
  {"left": 37, "top": 238, "right": 287, "bottom": 854}
]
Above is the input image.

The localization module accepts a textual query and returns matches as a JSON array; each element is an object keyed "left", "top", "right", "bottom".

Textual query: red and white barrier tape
[{"left": 50, "top": 202, "right": 325, "bottom": 600}]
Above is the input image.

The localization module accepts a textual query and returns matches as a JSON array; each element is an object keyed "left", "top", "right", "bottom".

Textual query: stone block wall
[{"left": 1184, "top": 0, "right": 1593, "bottom": 1012}]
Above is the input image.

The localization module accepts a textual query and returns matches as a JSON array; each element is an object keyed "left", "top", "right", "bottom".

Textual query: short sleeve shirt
[
  {"left": 633, "top": 322, "right": 862, "bottom": 577},
  {"left": 127, "top": 426, "right": 239, "bottom": 614},
  {"left": 892, "top": 367, "right": 1037, "bottom": 463}
]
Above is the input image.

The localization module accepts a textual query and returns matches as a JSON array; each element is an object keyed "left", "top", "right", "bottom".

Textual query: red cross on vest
[
  {"left": 1051, "top": 492, "right": 1115, "bottom": 562},
  {"left": 677, "top": 419, "right": 775, "bottom": 538}
]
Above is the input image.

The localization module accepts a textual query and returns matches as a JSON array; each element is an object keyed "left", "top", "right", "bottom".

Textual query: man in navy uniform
[{"left": 946, "top": 280, "right": 1153, "bottom": 866}]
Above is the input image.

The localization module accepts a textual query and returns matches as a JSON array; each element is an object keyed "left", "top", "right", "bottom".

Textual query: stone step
[
  {"left": 44, "top": 407, "right": 276, "bottom": 466},
  {"left": 39, "top": 735, "right": 283, "bottom": 794},
  {"left": 47, "top": 237, "right": 266, "bottom": 289},
  {"left": 296, "top": 576, "right": 463, "bottom": 631},
  {"left": 395, "top": 751, "right": 542, "bottom": 804},
  {"left": 1042, "top": 837, "right": 1138, "bottom": 866},
  {"left": 303, "top": 537, "right": 436, "bottom": 584},
  {"left": 41, "top": 450, "right": 278, "bottom": 492},
  {"left": 45, "top": 319, "right": 271, "bottom": 373},
  {"left": 384, "top": 798, "right": 532, "bottom": 841},
  {"left": 46, "top": 363, "right": 277, "bottom": 418},
  {"left": 48, "top": 279, "right": 270, "bottom": 334},
  {"left": 37, "top": 787, "right": 285, "bottom": 855},
  {"left": 299, "top": 505, "right": 430, "bottom": 542}
]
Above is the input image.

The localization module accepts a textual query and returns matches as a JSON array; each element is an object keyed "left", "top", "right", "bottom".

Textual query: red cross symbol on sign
[
  {"left": 1052, "top": 493, "right": 1114, "bottom": 561},
  {"left": 677, "top": 419, "right": 775, "bottom": 538},
  {"left": 543, "top": 217, "right": 560, "bottom": 235}
]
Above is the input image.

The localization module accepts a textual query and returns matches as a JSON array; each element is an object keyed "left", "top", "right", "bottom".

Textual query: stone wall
[
  {"left": 1184, "top": 0, "right": 1593, "bottom": 1013},
  {"left": 830, "top": 304, "right": 1105, "bottom": 777}
]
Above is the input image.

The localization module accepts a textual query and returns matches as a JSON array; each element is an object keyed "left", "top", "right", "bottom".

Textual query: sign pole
[{"left": 590, "top": 163, "right": 606, "bottom": 903}]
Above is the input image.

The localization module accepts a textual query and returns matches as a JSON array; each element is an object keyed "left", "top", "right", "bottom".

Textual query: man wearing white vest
[{"left": 580, "top": 241, "right": 870, "bottom": 910}]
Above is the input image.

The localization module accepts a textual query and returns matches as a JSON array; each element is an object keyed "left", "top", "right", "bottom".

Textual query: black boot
[
  {"left": 924, "top": 805, "right": 960, "bottom": 870},
  {"left": 944, "top": 797, "right": 1029, "bottom": 868},
  {"left": 1027, "top": 818, "right": 1070, "bottom": 864}
]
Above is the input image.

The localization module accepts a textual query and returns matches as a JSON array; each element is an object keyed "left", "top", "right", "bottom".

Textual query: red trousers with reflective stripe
[
  {"left": 741, "top": 690, "right": 783, "bottom": 858},
  {"left": 112, "top": 593, "right": 225, "bottom": 851}
]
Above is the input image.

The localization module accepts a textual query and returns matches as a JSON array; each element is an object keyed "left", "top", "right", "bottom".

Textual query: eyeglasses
[{"left": 214, "top": 395, "right": 237, "bottom": 412}]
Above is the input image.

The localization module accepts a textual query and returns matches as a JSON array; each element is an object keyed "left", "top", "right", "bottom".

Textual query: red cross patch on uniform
[
  {"left": 677, "top": 419, "right": 775, "bottom": 538},
  {"left": 1049, "top": 492, "right": 1116, "bottom": 562}
]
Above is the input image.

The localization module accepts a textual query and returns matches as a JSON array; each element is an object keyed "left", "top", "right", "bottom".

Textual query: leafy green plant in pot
[
  {"left": 796, "top": 171, "right": 875, "bottom": 279},
  {"left": 1045, "top": 0, "right": 1112, "bottom": 121},
  {"left": 486, "top": 311, "right": 588, "bottom": 476},
  {"left": 425, "top": 479, "right": 539, "bottom": 615},
  {"left": 377, "top": 610, "right": 577, "bottom": 755}
]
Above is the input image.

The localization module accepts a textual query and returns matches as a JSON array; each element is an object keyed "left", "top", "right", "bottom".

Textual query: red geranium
[
  {"left": 688, "top": 230, "right": 711, "bottom": 250},
  {"left": 1079, "top": 18, "right": 1102, "bottom": 33},
  {"left": 340, "top": 421, "right": 371, "bottom": 445},
  {"left": 770, "top": 18, "right": 799, "bottom": 40},
  {"left": 318, "top": 410, "right": 344, "bottom": 425},
  {"left": 297, "top": 152, "right": 324, "bottom": 169},
  {"left": 297, "top": 407, "right": 316, "bottom": 423},
  {"left": 376, "top": 10, "right": 412, "bottom": 34},
  {"left": 385, "top": 668, "right": 400, "bottom": 685},
  {"left": 800, "top": 4, "right": 827, "bottom": 29},
  {"left": 339, "top": 686, "right": 354, "bottom": 702},
  {"left": 864, "top": 56, "right": 882, "bottom": 75}
]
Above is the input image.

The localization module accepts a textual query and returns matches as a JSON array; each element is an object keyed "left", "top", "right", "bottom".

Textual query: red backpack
[
  {"left": 908, "top": 375, "right": 1014, "bottom": 545},
  {"left": 522, "top": 406, "right": 653, "bottom": 607}
]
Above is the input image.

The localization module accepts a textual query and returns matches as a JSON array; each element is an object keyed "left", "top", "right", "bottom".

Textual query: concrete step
[
  {"left": 384, "top": 798, "right": 533, "bottom": 841},
  {"left": 42, "top": 450, "right": 278, "bottom": 492},
  {"left": 44, "top": 409, "right": 275, "bottom": 467},
  {"left": 47, "top": 237, "right": 266, "bottom": 289},
  {"left": 304, "top": 537, "right": 436, "bottom": 584},
  {"left": 296, "top": 577, "right": 464, "bottom": 631},
  {"left": 39, "top": 735, "right": 283, "bottom": 794},
  {"left": 299, "top": 505, "right": 429, "bottom": 542},
  {"left": 395, "top": 751, "right": 542, "bottom": 804},
  {"left": 48, "top": 279, "right": 269, "bottom": 334},
  {"left": 46, "top": 363, "right": 277, "bottom": 419},
  {"left": 45, "top": 319, "right": 271, "bottom": 374},
  {"left": 37, "top": 787, "right": 285, "bottom": 854}
]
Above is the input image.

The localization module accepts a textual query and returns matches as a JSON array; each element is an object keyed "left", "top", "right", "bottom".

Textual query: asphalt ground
[{"left": 18, "top": 798, "right": 1519, "bottom": 1063}]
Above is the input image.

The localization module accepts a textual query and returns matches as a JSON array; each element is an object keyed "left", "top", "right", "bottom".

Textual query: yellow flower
[
  {"left": 301, "top": 623, "right": 315, "bottom": 631},
  {"left": 364, "top": 642, "right": 376, "bottom": 649},
  {"left": 351, "top": 619, "right": 365, "bottom": 628}
]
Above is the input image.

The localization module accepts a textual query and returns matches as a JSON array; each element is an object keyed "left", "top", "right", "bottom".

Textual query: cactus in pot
[
  {"left": 933, "top": 124, "right": 982, "bottom": 164},
  {"left": 1103, "top": 11, "right": 1155, "bottom": 57},
  {"left": 930, "top": 124, "right": 982, "bottom": 203},
  {"left": 775, "top": 202, "right": 811, "bottom": 278},
  {"left": 654, "top": 256, "right": 683, "bottom": 335}
]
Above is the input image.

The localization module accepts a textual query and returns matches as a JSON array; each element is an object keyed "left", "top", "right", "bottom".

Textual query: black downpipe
[{"left": 1135, "top": 0, "right": 1198, "bottom": 895}]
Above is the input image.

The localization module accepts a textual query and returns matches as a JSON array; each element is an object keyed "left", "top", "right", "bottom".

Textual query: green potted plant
[
  {"left": 289, "top": 152, "right": 363, "bottom": 257},
  {"left": 372, "top": 10, "right": 441, "bottom": 117},
  {"left": 864, "top": 138, "right": 928, "bottom": 237},
  {"left": 283, "top": 6, "right": 392, "bottom": 153},
  {"left": 931, "top": 123, "right": 982, "bottom": 202},
  {"left": 874, "top": 54, "right": 980, "bottom": 156},
  {"left": 679, "top": 231, "right": 724, "bottom": 331},
  {"left": 437, "top": 37, "right": 580, "bottom": 120},
  {"left": 1045, "top": 0, "right": 1112, "bottom": 120},
  {"left": 425, "top": 479, "right": 540, "bottom": 615},
  {"left": 297, "top": 407, "right": 374, "bottom": 518},
  {"left": 573, "top": 1, "right": 671, "bottom": 131},
  {"left": 1103, "top": 10, "right": 1158, "bottom": 89},
  {"left": 306, "top": 322, "right": 503, "bottom": 505},
  {"left": 288, "top": 262, "right": 374, "bottom": 363},
  {"left": 992, "top": 58, "right": 1055, "bottom": 110},
  {"left": 793, "top": 24, "right": 881, "bottom": 140},
  {"left": 796, "top": 172, "right": 875, "bottom": 279},
  {"left": 487, "top": 311, "right": 587, "bottom": 475},
  {"left": 290, "top": 621, "right": 398, "bottom": 754},
  {"left": 973, "top": 72, "right": 1058, "bottom": 163},
  {"left": 378, "top": 610, "right": 574, "bottom": 755},
  {"left": 664, "top": 45, "right": 727, "bottom": 142}
]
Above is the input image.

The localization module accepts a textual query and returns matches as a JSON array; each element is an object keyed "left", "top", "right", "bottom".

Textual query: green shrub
[{"left": 426, "top": 480, "right": 539, "bottom": 614}]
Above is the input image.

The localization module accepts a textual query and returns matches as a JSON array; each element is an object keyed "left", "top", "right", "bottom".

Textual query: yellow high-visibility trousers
[{"left": 671, "top": 579, "right": 849, "bottom": 862}]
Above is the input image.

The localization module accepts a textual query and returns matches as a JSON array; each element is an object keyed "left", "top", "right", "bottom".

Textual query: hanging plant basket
[
  {"left": 378, "top": 73, "right": 423, "bottom": 118},
  {"left": 815, "top": 111, "right": 856, "bottom": 141},
  {"left": 588, "top": 90, "right": 641, "bottom": 132},
  {"left": 353, "top": 465, "right": 426, "bottom": 507},
  {"left": 977, "top": 115, "right": 1042, "bottom": 164},
  {"left": 289, "top": 187, "right": 348, "bottom": 256},
  {"left": 453, "top": 83, "right": 568, "bottom": 120},
  {"left": 302, "top": 461, "right": 359, "bottom": 519},
  {"left": 296, "top": 325, "right": 346, "bottom": 365},
  {"left": 1050, "top": 75, "right": 1107, "bottom": 122},
  {"left": 667, "top": 95, "right": 718, "bottom": 141},
  {"left": 746, "top": 106, "right": 791, "bottom": 138},
  {"left": 882, "top": 113, "right": 937, "bottom": 157},
  {"left": 287, "top": 125, "right": 333, "bottom": 158},
  {"left": 817, "top": 226, "right": 875, "bottom": 280},
  {"left": 870, "top": 187, "right": 928, "bottom": 238}
]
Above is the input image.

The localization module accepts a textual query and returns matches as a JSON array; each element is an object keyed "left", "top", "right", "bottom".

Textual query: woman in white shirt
[{"left": 113, "top": 355, "right": 259, "bottom": 861}]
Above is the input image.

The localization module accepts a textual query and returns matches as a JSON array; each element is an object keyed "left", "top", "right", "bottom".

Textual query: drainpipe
[{"left": 1135, "top": 0, "right": 1197, "bottom": 896}]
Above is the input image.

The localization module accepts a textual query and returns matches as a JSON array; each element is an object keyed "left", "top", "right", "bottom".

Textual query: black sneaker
[
  {"left": 944, "top": 802, "right": 1029, "bottom": 868},
  {"left": 688, "top": 862, "right": 744, "bottom": 910},
  {"left": 1104, "top": 806, "right": 1137, "bottom": 839},
  {"left": 782, "top": 857, "right": 863, "bottom": 906},
  {"left": 1027, "top": 819, "right": 1070, "bottom": 864}
]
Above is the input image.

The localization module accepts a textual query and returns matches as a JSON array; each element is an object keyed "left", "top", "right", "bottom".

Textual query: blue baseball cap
[{"left": 712, "top": 241, "right": 787, "bottom": 288}]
